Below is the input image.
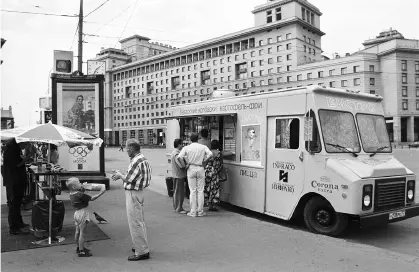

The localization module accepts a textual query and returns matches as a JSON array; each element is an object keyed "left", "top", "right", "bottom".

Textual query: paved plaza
[{"left": 1, "top": 147, "right": 419, "bottom": 272}]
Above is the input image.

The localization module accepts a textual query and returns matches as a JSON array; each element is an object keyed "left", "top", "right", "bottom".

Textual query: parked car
[{"left": 408, "top": 142, "right": 419, "bottom": 148}]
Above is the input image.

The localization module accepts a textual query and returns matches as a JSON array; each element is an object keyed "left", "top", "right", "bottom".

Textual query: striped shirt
[{"left": 124, "top": 153, "right": 152, "bottom": 190}]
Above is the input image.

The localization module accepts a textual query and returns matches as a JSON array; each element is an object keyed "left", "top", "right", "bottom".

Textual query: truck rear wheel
[{"left": 303, "top": 196, "right": 348, "bottom": 237}]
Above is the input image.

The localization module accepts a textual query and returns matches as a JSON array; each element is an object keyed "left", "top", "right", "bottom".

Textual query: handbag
[{"left": 218, "top": 165, "right": 228, "bottom": 182}]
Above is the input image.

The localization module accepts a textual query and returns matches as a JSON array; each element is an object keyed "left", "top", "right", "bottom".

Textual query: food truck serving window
[
  {"left": 319, "top": 110, "right": 361, "bottom": 153},
  {"left": 179, "top": 115, "right": 237, "bottom": 161}
]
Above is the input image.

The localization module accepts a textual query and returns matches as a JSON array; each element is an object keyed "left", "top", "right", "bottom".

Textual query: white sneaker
[{"left": 186, "top": 212, "right": 197, "bottom": 217}]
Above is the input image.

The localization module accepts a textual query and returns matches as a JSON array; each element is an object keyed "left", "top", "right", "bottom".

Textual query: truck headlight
[
  {"left": 406, "top": 180, "right": 415, "bottom": 203},
  {"left": 363, "top": 195, "right": 371, "bottom": 206},
  {"left": 362, "top": 184, "right": 373, "bottom": 210}
]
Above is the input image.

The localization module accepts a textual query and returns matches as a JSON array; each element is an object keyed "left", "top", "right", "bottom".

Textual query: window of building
[
  {"left": 286, "top": 33, "right": 291, "bottom": 39},
  {"left": 415, "top": 61, "right": 419, "bottom": 71},
  {"left": 416, "top": 74, "right": 419, "bottom": 84},
  {"left": 370, "top": 90, "right": 375, "bottom": 95},
  {"left": 275, "top": 7, "right": 281, "bottom": 21},
  {"left": 287, "top": 65, "right": 291, "bottom": 71},
  {"left": 307, "top": 72, "right": 312, "bottom": 79},
  {"left": 416, "top": 87, "right": 419, "bottom": 97},
  {"left": 329, "top": 81, "right": 335, "bottom": 88},
  {"left": 369, "top": 65, "right": 375, "bottom": 72},
  {"left": 417, "top": 100, "right": 419, "bottom": 110},
  {"left": 277, "top": 35, "right": 282, "bottom": 42},
  {"left": 259, "top": 70, "right": 264, "bottom": 76},
  {"left": 402, "top": 73, "right": 407, "bottom": 84},
  {"left": 266, "top": 10, "right": 272, "bottom": 23},
  {"left": 329, "top": 69, "right": 334, "bottom": 76},
  {"left": 297, "top": 74, "right": 302, "bottom": 81},
  {"left": 370, "top": 78, "right": 375, "bottom": 85},
  {"left": 402, "top": 86, "right": 408, "bottom": 97},
  {"left": 354, "top": 78, "right": 360, "bottom": 86},
  {"left": 259, "top": 49, "right": 264, "bottom": 56},
  {"left": 287, "top": 76, "right": 292, "bottom": 82},
  {"left": 341, "top": 67, "right": 347, "bottom": 75},
  {"left": 277, "top": 56, "right": 282, "bottom": 62},
  {"left": 267, "top": 47, "right": 272, "bottom": 54},
  {"left": 341, "top": 80, "right": 347, "bottom": 87},
  {"left": 401, "top": 60, "right": 407, "bottom": 71},
  {"left": 287, "top": 54, "right": 292, "bottom": 61},
  {"left": 353, "top": 66, "right": 359, "bottom": 73},
  {"left": 277, "top": 66, "right": 282, "bottom": 73},
  {"left": 259, "top": 60, "right": 264, "bottom": 66},
  {"left": 318, "top": 71, "right": 323, "bottom": 78},
  {"left": 277, "top": 45, "right": 283, "bottom": 52},
  {"left": 402, "top": 99, "right": 408, "bottom": 110},
  {"left": 286, "top": 43, "right": 291, "bottom": 50},
  {"left": 277, "top": 77, "right": 282, "bottom": 83},
  {"left": 268, "top": 58, "right": 273, "bottom": 64}
]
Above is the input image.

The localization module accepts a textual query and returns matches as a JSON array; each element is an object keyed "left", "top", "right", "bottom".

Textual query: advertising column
[{"left": 51, "top": 73, "right": 105, "bottom": 174}]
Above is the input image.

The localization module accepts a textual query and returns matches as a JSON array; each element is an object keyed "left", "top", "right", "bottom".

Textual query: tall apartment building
[{"left": 90, "top": 0, "right": 419, "bottom": 145}]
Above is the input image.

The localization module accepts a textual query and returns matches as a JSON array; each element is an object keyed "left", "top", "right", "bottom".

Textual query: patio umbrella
[
  {"left": 1, "top": 122, "right": 103, "bottom": 147},
  {"left": 1, "top": 122, "right": 103, "bottom": 245}
]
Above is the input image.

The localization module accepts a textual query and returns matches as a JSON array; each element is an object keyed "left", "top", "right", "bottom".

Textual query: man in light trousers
[
  {"left": 112, "top": 138, "right": 151, "bottom": 261},
  {"left": 178, "top": 133, "right": 212, "bottom": 217}
]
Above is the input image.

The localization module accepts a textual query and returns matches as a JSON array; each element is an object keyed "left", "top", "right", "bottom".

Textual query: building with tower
[{"left": 89, "top": 0, "right": 419, "bottom": 145}]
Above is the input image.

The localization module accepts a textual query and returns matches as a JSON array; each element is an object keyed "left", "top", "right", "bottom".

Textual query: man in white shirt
[{"left": 178, "top": 133, "right": 212, "bottom": 217}]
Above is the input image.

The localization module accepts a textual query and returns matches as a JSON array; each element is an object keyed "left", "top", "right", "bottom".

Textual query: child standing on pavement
[{"left": 66, "top": 177, "right": 106, "bottom": 257}]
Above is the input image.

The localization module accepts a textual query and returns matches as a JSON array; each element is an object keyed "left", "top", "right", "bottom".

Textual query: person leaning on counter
[{"left": 178, "top": 133, "right": 213, "bottom": 217}]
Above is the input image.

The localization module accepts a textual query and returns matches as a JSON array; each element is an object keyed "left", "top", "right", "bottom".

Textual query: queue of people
[{"left": 171, "top": 129, "right": 226, "bottom": 217}]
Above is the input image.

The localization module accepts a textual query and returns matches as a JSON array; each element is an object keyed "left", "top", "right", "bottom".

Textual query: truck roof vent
[{"left": 211, "top": 89, "right": 235, "bottom": 98}]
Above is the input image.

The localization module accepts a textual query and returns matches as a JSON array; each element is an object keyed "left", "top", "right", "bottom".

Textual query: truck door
[{"left": 265, "top": 116, "right": 305, "bottom": 219}]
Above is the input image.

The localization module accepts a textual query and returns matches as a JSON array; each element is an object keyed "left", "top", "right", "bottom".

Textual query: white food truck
[{"left": 165, "top": 86, "right": 419, "bottom": 236}]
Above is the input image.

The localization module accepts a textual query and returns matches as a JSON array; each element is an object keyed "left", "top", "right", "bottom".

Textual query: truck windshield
[
  {"left": 319, "top": 110, "right": 361, "bottom": 153},
  {"left": 356, "top": 114, "right": 391, "bottom": 153}
]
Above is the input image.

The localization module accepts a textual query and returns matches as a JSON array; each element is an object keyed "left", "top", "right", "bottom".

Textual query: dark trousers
[
  {"left": 173, "top": 178, "right": 185, "bottom": 212},
  {"left": 6, "top": 184, "right": 25, "bottom": 230}
]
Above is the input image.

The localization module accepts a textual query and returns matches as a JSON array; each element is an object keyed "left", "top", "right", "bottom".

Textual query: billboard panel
[{"left": 52, "top": 74, "right": 105, "bottom": 173}]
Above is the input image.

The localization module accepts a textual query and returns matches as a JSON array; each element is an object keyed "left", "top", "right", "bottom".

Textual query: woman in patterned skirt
[{"left": 204, "top": 140, "right": 223, "bottom": 211}]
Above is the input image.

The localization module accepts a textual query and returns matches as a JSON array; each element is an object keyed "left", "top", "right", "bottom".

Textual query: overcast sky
[{"left": 1, "top": 0, "right": 418, "bottom": 127}]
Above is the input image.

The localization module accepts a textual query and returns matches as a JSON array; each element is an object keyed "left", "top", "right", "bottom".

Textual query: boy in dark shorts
[{"left": 66, "top": 177, "right": 105, "bottom": 257}]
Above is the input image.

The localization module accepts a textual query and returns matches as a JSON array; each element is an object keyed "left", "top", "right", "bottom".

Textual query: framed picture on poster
[{"left": 52, "top": 73, "right": 105, "bottom": 174}]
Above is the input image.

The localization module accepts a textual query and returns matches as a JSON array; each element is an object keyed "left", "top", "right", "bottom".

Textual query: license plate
[{"left": 389, "top": 210, "right": 406, "bottom": 220}]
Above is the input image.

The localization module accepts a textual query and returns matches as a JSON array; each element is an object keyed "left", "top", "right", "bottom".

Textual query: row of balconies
[{"left": 113, "top": 42, "right": 261, "bottom": 79}]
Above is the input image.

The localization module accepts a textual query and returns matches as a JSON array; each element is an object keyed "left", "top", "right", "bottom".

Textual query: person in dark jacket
[{"left": 2, "top": 138, "right": 31, "bottom": 235}]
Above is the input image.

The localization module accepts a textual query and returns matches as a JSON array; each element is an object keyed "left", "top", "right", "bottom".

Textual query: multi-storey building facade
[{"left": 90, "top": 0, "right": 419, "bottom": 145}]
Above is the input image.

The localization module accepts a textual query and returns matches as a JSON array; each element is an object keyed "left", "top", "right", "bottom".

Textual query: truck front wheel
[{"left": 303, "top": 196, "right": 348, "bottom": 237}]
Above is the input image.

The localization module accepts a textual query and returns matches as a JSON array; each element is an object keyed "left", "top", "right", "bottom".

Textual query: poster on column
[{"left": 56, "top": 82, "right": 100, "bottom": 171}]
